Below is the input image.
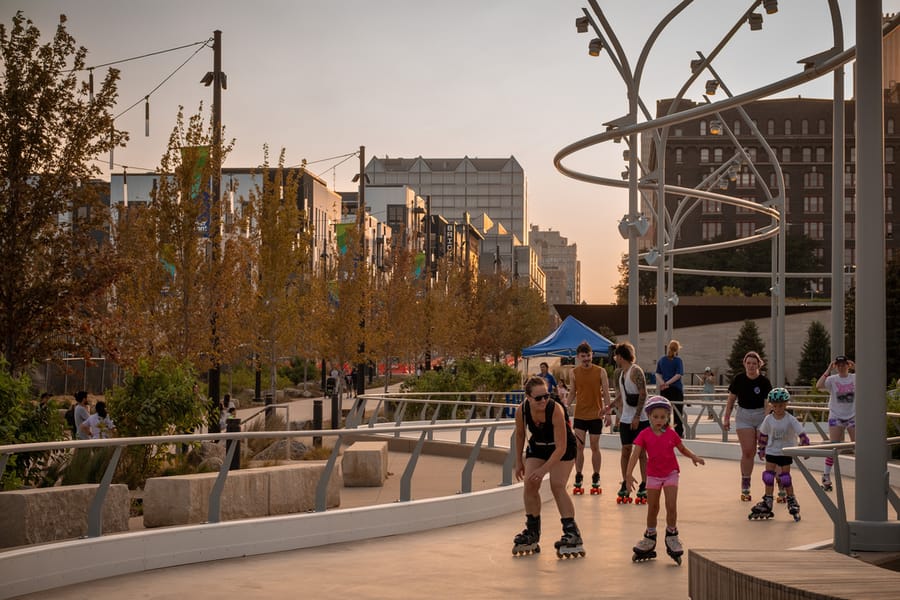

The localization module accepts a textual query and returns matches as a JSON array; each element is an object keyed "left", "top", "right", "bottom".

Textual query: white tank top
[{"left": 619, "top": 365, "right": 648, "bottom": 423}]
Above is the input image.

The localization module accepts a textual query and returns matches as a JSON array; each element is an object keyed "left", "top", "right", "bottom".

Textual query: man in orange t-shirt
[{"left": 570, "top": 342, "right": 611, "bottom": 492}]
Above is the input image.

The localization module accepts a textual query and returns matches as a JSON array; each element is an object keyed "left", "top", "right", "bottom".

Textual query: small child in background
[
  {"left": 748, "top": 387, "right": 810, "bottom": 521},
  {"left": 626, "top": 396, "right": 705, "bottom": 565}
]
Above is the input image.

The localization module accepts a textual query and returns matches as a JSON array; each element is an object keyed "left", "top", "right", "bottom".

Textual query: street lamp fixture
[
  {"left": 575, "top": 16, "right": 590, "bottom": 33},
  {"left": 621, "top": 170, "right": 629, "bottom": 180},
  {"left": 588, "top": 38, "right": 603, "bottom": 57},
  {"left": 763, "top": 0, "right": 778, "bottom": 14},
  {"left": 617, "top": 214, "right": 650, "bottom": 239},
  {"left": 622, "top": 149, "right": 630, "bottom": 161},
  {"left": 690, "top": 58, "right": 703, "bottom": 74},
  {"left": 709, "top": 119, "right": 723, "bottom": 135},
  {"left": 748, "top": 13, "right": 763, "bottom": 31},
  {"left": 644, "top": 247, "right": 660, "bottom": 265},
  {"left": 705, "top": 79, "right": 720, "bottom": 95},
  {"left": 667, "top": 293, "right": 680, "bottom": 307}
]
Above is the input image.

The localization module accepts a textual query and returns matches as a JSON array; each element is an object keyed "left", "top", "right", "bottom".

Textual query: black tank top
[{"left": 524, "top": 398, "right": 574, "bottom": 446}]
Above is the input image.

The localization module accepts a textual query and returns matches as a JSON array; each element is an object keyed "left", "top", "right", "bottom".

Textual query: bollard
[
  {"left": 313, "top": 399, "right": 323, "bottom": 448},
  {"left": 264, "top": 391, "right": 274, "bottom": 425},
  {"left": 331, "top": 389, "right": 340, "bottom": 429},
  {"left": 225, "top": 418, "right": 241, "bottom": 470}
]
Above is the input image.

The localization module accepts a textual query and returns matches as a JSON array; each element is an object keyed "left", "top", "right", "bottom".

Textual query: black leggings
[{"left": 660, "top": 387, "right": 684, "bottom": 437}]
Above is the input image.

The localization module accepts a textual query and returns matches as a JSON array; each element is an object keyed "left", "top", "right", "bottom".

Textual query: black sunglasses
[{"left": 533, "top": 393, "right": 551, "bottom": 401}]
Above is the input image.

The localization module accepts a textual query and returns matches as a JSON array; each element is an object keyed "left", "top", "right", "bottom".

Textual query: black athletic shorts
[
  {"left": 619, "top": 419, "right": 650, "bottom": 446},
  {"left": 572, "top": 418, "right": 604, "bottom": 435},
  {"left": 526, "top": 442, "right": 577, "bottom": 462},
  {"left": 764, "top": 454, "right": 793, "bottom": 467}
]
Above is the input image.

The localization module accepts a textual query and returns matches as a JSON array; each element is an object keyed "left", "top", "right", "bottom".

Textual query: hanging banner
[
  {"left": 180, "top": 145, "right": 211, "bottom": 237},
  {"left": 335, "top": 223, "right": 353, "bottom": 255}
]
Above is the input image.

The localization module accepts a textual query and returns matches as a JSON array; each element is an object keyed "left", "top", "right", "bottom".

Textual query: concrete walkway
[{"left": 22, "top": 446, "right": 858, "bottom": 600}]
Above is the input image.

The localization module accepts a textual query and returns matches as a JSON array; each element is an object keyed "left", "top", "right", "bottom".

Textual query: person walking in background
[
  {"left": 80, "top": 400, "right": 116, "bottom": 439},
  {"left": 701, "top": 367, "right": 716, "bottom": 419},
  {"left": 748, "top": 388, "right": 810, "bottom": 521},
  {"left": 655, "top": 340, "right": 685, "bottom": 437},
  {"left": 570, "top": 341, "right": 611, "bottom": 495},
  {"left": 511, "top": 376, "right": 584, "bottom": 558},
  {"left": 537, "top": 362, "right": 558, "bottom": 397},
  {"left": 724, "top": 351, "right": 772, "bottom": 501},
  {"left": 73, "top": 391, "right": 91, "bottom": 440},
  {"left": 626, "top": 396, "right": 705, "bottom": 564},
  {"left": 611, "top": 342, "right": 650, "bottom": 504},
  {"left": 815, "top": 355, "right": 856, "bottom": 491}
]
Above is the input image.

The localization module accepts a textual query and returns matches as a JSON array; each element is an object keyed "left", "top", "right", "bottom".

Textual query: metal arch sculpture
[{"left": 554, "top": 0, "right": 899, "bottom": 382}]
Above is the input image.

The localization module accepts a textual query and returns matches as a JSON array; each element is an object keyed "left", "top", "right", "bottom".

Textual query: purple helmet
[{"left": 644, "top": 395, "right": 672, "bottom": 415}]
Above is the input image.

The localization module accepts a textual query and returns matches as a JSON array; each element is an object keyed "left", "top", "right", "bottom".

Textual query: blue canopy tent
[{"left": 522, "top": 315, "right": 614, "bottom": 358}]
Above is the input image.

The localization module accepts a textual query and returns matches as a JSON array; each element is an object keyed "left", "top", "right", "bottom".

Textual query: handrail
[
  {"left": 783, "top": 436, "right": 900, "bottom": 554},
  {"left": 0, "top": 419, "right": 516, "bottom": 545}
]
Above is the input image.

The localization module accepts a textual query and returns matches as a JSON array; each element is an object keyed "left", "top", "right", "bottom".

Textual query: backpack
[{"left": 65, "top": 405, "right": 76, "bottom": 430}]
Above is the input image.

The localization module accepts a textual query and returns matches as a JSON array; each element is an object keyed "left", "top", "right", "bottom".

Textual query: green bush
[
  {"left": 226, "top": 364, "right": 292, "bottom": 393},
  {"left": 278, "top": 357, "right": 317, "bottom": 386},
  {"left": 105, "top": 357, "right": 205, "bottom": 488},
  {"left": 0, "top": 361, "right": 66, "bottom": 489}
]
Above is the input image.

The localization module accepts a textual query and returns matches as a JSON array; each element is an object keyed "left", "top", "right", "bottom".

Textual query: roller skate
[
  {"left": 632, "top": 530, "right": 657, "bottom": 562},
  {"left": 665, "top": 528, "right": 684, "bottom": 566},
  {"left": 616, "top": 480, "right": 633, "bottom": 504},
  {"left": 821, "top": 474, "right": 833, "bottom": 492},
  {"left": 572, "top": 472, "right": 584, "bottom": 495},
  {"left": 511, "top": 515, "right": 540, "bottom": 556},
  {"left": 635, "top": 481, "right": 648, "bottom": 505},
  {"left": 748, "top": 495, "right": 774, "bottom": 520},
  {"left": 776, "top": 482, "right": 786, "bottom": 504},
  {"left": 554, "top": 520, "right": 585, "bottom": 559},
  {"left": 589, "top": 472, "right": 602, "bottom": 495},
  {"left": 740, "top": 476, "right": 752, "bottom": 502},
  {"left": 787, "top": 495, "right": 801, "bottom": 522}
]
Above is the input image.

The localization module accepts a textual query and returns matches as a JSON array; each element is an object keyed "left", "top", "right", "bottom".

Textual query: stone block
[
  {"left": 267, "top": 462, "right": 342, "bottom": 514},
  {"left": 341, "top": 441, "right": 388, "bottom": 487},
  {"left": 143, "top": 469, "right": 268, "bottom": 527},
  {"left": 0, "top": 484, "right": 129, "bottom": 548}
]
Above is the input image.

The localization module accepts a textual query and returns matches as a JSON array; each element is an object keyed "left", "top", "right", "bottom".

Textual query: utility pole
[
  {"left": 356, "top": 145, "right": 367, "bottom": 398},
  {"left": 207, "top": 30, "right": 224, "bottom": 409}
]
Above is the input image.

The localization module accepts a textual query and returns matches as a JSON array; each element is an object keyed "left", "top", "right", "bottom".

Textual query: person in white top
[
  {"left": 80, "top": 401, "right": 116, "bottom": 439},
  {"left": 610, "top": 342, "right": 650, "bottom": 504},
  {"left": 814, "top": 355, "right": 856, "bottom": 490}
]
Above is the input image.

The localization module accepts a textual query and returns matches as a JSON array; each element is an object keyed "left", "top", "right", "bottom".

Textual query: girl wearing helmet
[
  {"left": 625, "top": 395, "right": 705, "bottom": 564},
  {"left": 751, "top": 387, "right": 810, "bottom": 521}
]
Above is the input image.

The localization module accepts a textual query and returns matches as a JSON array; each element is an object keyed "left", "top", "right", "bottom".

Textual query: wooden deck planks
[{"left": 688, "top": 549, "right": 900, "bottom": 600}]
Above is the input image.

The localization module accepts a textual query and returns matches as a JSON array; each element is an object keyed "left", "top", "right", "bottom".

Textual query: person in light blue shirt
[{"left": 538, "top": 362, "right": 558, "bottom": 396}]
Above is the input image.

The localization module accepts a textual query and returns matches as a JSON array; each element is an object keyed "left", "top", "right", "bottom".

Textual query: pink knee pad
[{"left": 762, "top": 470, "right": 776, "bottom": 486}]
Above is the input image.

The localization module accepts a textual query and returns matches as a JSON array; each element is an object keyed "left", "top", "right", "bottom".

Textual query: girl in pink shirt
[{"left": 626, "top": 396, "right": 705, "bottom": 564}]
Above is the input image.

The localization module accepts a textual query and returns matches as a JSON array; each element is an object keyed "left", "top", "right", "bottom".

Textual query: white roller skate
[
  {"left": 665, "top": 529, "right": 684, "bottom": 565},
  {"left": 632, "top": 530, "right": 657, "bottom": 562}
]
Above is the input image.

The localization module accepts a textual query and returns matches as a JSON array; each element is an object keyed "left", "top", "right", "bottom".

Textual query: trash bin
[{"left": 503, "top": 390, "right": 524, "bottom": 418}]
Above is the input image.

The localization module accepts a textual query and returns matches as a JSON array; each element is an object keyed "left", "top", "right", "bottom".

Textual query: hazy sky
[{"left": 10, "top": 1, "right": 900, "bottom": 302}]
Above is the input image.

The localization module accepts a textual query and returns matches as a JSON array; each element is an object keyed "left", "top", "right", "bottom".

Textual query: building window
[
  {"left": 702, "top": 199, "right": 722, "bottom": 214},
  {"left": 782, "top": 147, "right": 791, "bottom": 162},
  {"left": 737, "top": 168, "right": 756, "bottom": 188},
  {"left": 803, "top": 171, "right": 824, "bottom": 188},
  {"left": 818, "top": 119, "right": 826, "bottom": 135},
  {"left": 844, "top": 247, "right": 855, "bottom": 266},
  {"left": 700, "top": 120, "right": 707, "bottom": 136},
  {"left": 888, "top": 172, "right": 894, "bottom": 188},
  {"left": 702, "top": 222, "right": 723, "bottom": 240},
  {"left": 845, "top": 196, "right": 855, "bottom": 212},
  {"left": 801, "top": 119, "right": 809, "bottom": 134},
  {"left": 803, "top": 196, "right": 824, "bottom": 213},
  {"left": 816, "top": 147, "right": 826, "bottom": 162},
  {"left": 845, "top": 165, "right": 856, "bottom": 187},
  {"left": 736, "top": 221, "right": 755, "bottom": 238},
  {"left": 784, "top": 119, "right": 792, "bottom": 135},
  {"left": 888, "top": 147, "right": 894, "bottom": 163},
  {"left": 850, "top": 147, "right": 856, "bottom": 162},
  {"left": 676, "top": 173, "right": 682, "bottom": 186},
  {"left": 675, "top": 148, "right": 683, "bottom": 164},
  {"left": 814, "top": 248, "right": 825, "bottom": 261},
  {"left": 803, "top": 221, "right": 824, "bottom": 240},
  {"left": 733, "top": 120, "right": 742, "bottom": 135},
  {"left": 674, "top": 127, "right": 683, "bottom": 137},
  {"left": 784, "top": 172, "right": 790, "bottom": 188},
  {"left": 887, "top": 196, "right": 893, "bottom": 213},
  {"left": 767, "top": 119, "right": 775, "bottom": 136},
  {"left": 889, "top": 118, "right": 895, "bottom": 135},
  {"left": 700, "top": 148, "right": 709, "bottom": 163},
  {"left": 888, "top": 221, "right": 894, "bottom": 239},
  {"left": 714, "top": 147, "right": 723, "bottom": 162},
  {"left": 802, "top": 147, "right": 812, "bottom": 162},
  {"left": 845, "top": 219, "right": 855, "bottom": 239}
]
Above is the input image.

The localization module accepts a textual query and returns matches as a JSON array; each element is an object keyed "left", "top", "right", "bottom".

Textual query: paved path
[{"left": 23, "top": 447, "right": 855, "bottom": 600}]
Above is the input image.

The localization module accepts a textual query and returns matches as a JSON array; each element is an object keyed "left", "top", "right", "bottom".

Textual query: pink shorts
[{"left": 646, "top": 470, "right": 680, "bottom": 490}]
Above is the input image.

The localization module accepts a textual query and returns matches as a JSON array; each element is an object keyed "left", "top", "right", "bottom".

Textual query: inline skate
[
  {"left": 590, "top": 472, "right": 602, "bottom": 495},
  {"left": 511, "top": 515, "right": 540, "bottom": 556},
  {"left": 665, "top": 528, "right": 684, "bottom": 565},
  {"left": 554, "top": 520, "right": 585, "bottom": 559},
  {"left": 821, "top": 474, "right": 833, "bottom": 492},
  {"left": 572, "top": 472, "right": 584, "bottom": 495},
  {"left": 748, "top": 495, "right": 774, "bottom": 520},
  {"left": 616, "top": 480, "right": 633, "bottom": 504},
  {"left": 632, "top": 530, "right": 657, "bottom": 562},
  {"left": 635, "top": 481, "right": 648, "bottom": 505},
  {"left": 786, "top": 495, "right": 801, "bottom": 522}
]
